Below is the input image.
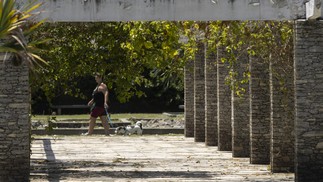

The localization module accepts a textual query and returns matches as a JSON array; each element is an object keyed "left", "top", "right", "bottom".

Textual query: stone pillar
[
  {"left": 217, "top": 47, "right": 232, "bottom": 151},
  {"left": 194, "top": 41, "right": 205, "bottom": 142},
  {"left": 270, "top": 55, "right": 295, "bottom": 172},
  {"left": 232, "top": 55, "right": 250, "bottom": 157},
  {"left": 249, "top": 57, "right": 270, "bottom": 164},
  {"left": 294, "top": 20, "right": 323, "bottom": 181},
  {"left": 184, "top": 59, "right": 194, "bottom": 138},
  {"left": 205, "top": 49, "right": 217, "bottom": 146},
  {"left": 0, "top": 57, "right": 30, "bottom": 181}
]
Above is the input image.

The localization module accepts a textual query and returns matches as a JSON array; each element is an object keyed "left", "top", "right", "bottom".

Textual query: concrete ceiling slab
[{"left": 17, "top": 0, "right": 307, "bottom": 21}]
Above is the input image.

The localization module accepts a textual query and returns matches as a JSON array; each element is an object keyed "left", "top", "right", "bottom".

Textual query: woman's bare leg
[
  {"left": 100, "top": 115, "right": 110, "bottom": 135},
  {"left": 87, "top": 117, "right": 97, "bottom": 135}
]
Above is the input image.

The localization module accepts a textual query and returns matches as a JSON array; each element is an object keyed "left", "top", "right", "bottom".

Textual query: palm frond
[
  {"left": 30, "top": 53, "right": 48, "bottom": 65},
  {"left": 23, "top": 1, "right": 42, "bottom": 14},
  {"left": 0, "top": 46, "right": 19, "bottom": 53},
  {"left": 0, "top": 0, "right": 47, "bottom": 68},
  {"left": 11, "top": 34, "right": 27, "bottom": 50},
  {"left": 24, "top": 19, "right": 45, "bottom": 35}
]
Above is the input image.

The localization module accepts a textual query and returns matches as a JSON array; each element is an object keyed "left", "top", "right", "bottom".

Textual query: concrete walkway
[{"left": 30, "top": 135, "right": 294, "bottom": 182}]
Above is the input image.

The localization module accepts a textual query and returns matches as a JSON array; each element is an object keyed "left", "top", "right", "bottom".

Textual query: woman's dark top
[{"left": 92, "top": 86, "right": 104, "bottom": 108}]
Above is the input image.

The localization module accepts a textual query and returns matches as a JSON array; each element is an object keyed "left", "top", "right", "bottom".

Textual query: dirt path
[{"left": 30, "top": 135, "right": 294, "bottom": 182}]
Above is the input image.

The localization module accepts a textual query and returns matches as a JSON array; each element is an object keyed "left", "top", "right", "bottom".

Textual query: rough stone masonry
[
  {"left": 0, "top": 57, "right": 30, "bottom": 182},
  {"left": 294, "top": 20, "right": 323, "bottom": 182}
]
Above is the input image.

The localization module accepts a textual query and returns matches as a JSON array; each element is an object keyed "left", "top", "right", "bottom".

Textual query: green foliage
[
  {"left": 206, "top": 21, "right": 293, "bottom": 97},
  {"left": 0, "top": 0, "right": 47, "bottom": 67},
  {"left": 44, "top": 116, "right": 57, "bottom": 134},
  {"left": 30, "top": 22, "right": 190, "bottom": 104},
  {"left": 29, "top": 20, "right": 293, "bottom": 107}
]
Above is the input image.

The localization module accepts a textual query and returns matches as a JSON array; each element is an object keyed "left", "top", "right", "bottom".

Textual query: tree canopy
[
  {"left": 30, "top": 21, "right": 193, "bottom": 105},
  {"left": 30, "top": 20, "right": 293, "bottom": 110}
]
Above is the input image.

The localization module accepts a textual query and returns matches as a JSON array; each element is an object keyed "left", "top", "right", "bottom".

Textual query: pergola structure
[
  {"left": 1, "top": 0, "right": 322, "bottom": 181},
  {"left": 19, "top": 0, "right": 305, "bottom": 21}
]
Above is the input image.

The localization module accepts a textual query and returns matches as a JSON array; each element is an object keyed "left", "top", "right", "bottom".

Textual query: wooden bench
[{"left": 51, "top": 105, "right": 89, "bottom": 115}]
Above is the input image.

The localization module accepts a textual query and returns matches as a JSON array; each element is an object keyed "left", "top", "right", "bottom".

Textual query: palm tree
[{"left": 0, "top": 0, "right": 47, "bottom": 67}]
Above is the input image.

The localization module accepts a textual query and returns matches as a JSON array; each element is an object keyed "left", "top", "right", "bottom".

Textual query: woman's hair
[{"left": 94, "top": 72, "right": 102, "bottom": 78}]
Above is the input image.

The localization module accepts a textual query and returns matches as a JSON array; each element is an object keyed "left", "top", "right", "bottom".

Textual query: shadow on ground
[{"left": 31, "top": 159, "right": 213, "bottom": 181}]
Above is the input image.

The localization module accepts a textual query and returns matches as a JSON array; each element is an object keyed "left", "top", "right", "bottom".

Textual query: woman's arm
[
  {"left": 99, "top": 83, "right": 109, "bottom": 108},
  {"left": 88, "top": 99, "right": 94, "bottom": 106}
]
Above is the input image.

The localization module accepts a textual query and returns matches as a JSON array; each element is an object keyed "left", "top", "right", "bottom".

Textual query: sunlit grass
[{"left": 32, "top": 113, "right": 184, "bottom": 121}]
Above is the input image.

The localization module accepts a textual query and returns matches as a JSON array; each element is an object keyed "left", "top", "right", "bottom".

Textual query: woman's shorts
[{"left": 90, "top": 107, "right": 107, "bottom": 118}]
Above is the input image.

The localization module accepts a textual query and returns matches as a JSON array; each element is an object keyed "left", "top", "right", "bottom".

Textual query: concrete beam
[
  {"left": 306, "top": 0, "right": 323, "bottom": 19},
  {"left": 17, "top": 0, "right": 306, "bottom": 22}
]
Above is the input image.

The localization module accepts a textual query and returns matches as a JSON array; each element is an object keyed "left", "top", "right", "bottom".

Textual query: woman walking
[{"left": 82, "top": 73, "right": 110, "bottom": 135}]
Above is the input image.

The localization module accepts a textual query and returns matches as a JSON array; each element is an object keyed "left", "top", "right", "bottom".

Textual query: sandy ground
[{"left": 30, "top": 135, "right": 294, "bottom": 182}]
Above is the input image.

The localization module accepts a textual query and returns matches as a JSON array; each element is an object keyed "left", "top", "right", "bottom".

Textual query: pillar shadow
[
  {"left": 31, "top": 159, "right": 214, "bottom": 181},
  {"left": 43, "top": 139, "right": 56, "bottom": 161}
]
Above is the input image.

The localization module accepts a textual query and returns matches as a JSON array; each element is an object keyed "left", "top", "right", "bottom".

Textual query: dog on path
[{"left": 115, "top": 121, "right": 143, "bottom": 135}]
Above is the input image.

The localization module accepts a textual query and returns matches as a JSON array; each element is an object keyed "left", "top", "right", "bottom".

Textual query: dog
[{"left": 115, "top": 121, "right": 143, "bottom": 135}]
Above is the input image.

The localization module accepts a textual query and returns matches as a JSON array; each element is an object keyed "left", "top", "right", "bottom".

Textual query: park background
[
  {"left": 30, "top": 22, "right": 188, "bottom": 115},
  {"left": 29, "top": 21, "right": 292, "bottom": 116},
  {"left": 32, "top": 73, "right": 184, "bottom": 115}
]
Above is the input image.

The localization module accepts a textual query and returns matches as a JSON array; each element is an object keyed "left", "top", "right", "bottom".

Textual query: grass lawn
[{"left": 32, "top": 113, "right": 184, "bottom": 121}]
